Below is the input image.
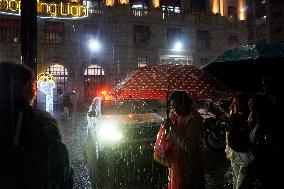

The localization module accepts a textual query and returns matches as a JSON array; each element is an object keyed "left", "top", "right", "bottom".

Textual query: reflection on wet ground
[{"left": 54, "top": 109, "right": 232, "bottom": 189}]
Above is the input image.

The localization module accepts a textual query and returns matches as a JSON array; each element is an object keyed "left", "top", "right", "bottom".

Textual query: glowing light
[
  {"left": 98, "top": 121, "right": 123, "bottom": 141},
  {"left": 101, "top": 90, "right": 107, "bottom": 96},
  {"left": 89, "top": 40, "right": 101, "bottom": 51},
  {"left": 152, "top": 0, "right": 160, "bottom": 8},
  {"left": 0, "top": 0, "right": 88, "bottom": 17},
  {"left": 119, "top": 0, "right": 129, "bottom": 4},
  {"left": 219, "top": 0, "right": 224, "bottom": 16},
  {"left": 212, "top": 0, "right": 219, "bottom": 14},
  {"left": 105, "top": 0, "right": 114, "bottom": 6},
  {"left": 238, "top": 0, "right": 246, "bottom": 20},
  {"left": 37, "top": 72, "right": 55, "bottom": 112},
  {"left": 173, "top": 41, "right": 182, "bottom": 51}
]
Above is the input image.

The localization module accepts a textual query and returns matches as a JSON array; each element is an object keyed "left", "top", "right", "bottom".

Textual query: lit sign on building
[
  {"left": 0, "top": 0, "right": 89, "bottom": 17},
  {"left": 37, "top": 72, "right": 55, "bottom": 113}
]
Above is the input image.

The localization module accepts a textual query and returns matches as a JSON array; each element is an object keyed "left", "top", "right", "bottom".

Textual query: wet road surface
[{"left": 54, "top": 109, "right": 232, "bottom": 189}]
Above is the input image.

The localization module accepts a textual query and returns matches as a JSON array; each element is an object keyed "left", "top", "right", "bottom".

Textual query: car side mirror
[{"left": 87, "top": 111, "right": 98, "bottom": 117}]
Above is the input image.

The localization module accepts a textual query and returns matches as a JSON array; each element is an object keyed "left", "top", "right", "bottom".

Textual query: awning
[
  {"left": 44, "top": 22, "right": 65, "bottom": 32},
  {"left": 0, "top": 18, "right": 20, "bottom": 28}
]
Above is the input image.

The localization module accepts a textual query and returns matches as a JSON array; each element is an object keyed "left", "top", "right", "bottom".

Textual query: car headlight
[{"left": 98, "top": 121, "right": 123, "bottom": 142}]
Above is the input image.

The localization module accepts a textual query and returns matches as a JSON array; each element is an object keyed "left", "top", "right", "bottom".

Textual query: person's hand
[
  {"left": 167, "top": 129, "right": 174, "bottom": 144},
  {"left": 166, "top": 121, "right": 177, "bottom": 143},
  {"left": 163, "top": 119, "right": 172, "bottom": 135}
]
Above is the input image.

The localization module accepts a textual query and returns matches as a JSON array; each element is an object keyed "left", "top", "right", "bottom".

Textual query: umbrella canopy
[
  {"left": 213, "top": 43, "right": 284, "bottom": 62},
  {"left": 202, "top": 43, "right": 284, "bottom": 92},
  {"left": 113, "top": 64, "right": 227, "bottom": 100},
  {"left": 61, "top": 90, "right": 77, "bottom": 97}
]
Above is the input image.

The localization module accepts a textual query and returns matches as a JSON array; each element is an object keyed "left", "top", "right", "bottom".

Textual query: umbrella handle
[{"left": 165, "top": 90, "right": 171, "bottom": 133}]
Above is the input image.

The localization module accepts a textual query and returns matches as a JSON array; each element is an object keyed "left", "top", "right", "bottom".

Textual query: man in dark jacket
[{"left": 0, "top": 61, "right": 73, "bottom": 188}]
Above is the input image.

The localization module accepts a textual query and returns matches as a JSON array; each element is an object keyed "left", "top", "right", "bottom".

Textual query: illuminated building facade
[
  {"left": 0, "top": 0, "right": 247, "bottom": 104},
  {"left": 246, "top": 0, "right": 284, "bottom": 44}
]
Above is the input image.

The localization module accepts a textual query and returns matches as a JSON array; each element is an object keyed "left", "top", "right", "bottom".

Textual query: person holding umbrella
[
  {"left": 165, "top": 91, "right": 205, "bottom": 189},
  {"left": 63, "top": 95, "right": 73, "bottom": 120}
]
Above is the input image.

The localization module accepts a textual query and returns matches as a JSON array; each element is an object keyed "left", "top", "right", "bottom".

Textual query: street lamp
[
  {"left": 173, "top": 41, "right": 183, "bottom": 51},
  {"left": 88, "top": 40, "right": 101, "bottom": 52}
]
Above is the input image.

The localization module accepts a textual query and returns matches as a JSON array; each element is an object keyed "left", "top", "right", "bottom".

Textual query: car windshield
[{"left": 101, "top": 100, "right": 154, "bottom": 115}]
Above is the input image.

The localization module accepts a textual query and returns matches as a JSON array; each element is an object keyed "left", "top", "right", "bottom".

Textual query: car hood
[{"left": 100, "top": 113, "right": 162, "bottom": 124}]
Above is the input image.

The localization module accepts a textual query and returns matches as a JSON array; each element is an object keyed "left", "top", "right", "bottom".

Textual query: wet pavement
[
  {"left": 53, "top": 108, "right": 233, "bottom": 189},
  {"left": 54, "top": 109, "right": 93, "bottom": 189}
]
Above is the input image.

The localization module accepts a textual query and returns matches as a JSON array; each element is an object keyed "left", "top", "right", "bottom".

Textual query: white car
[{"left": 84, "top": 96, "right": 166, "bottom": 188}]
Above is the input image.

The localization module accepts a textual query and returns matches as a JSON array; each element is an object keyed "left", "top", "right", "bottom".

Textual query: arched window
[
  {"left": 84, "top": 64, "right": 105, "bottom": 76},
  {"left": 84, "top": 64, "right": 106, "bottom": 101},
  {"left": 46, "top": 64, "right": 68, "bottom": 97}
]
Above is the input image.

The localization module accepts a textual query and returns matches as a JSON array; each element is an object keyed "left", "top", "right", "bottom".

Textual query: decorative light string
[{"left": 37, "top": 72, "right": 55, "bottom": 112}]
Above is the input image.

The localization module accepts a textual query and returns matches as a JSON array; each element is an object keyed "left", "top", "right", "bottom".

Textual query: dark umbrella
[
  {"left": 61, "top": 90, "right": 77, "bottom": 97},
  {"left": 202, "top": 43, "right": 284, "bottom": 92}
]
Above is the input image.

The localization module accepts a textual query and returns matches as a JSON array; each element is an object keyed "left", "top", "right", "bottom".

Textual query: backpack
[{"left": 227, "top": 113, "right": 250, "bottom": 152}]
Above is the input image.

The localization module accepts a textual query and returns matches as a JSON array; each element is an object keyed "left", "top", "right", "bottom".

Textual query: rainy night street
[
  {"left": 1, "top": 1, "right": 283, "bottom": 188},
  {"left": 53, "top": 107, "right": 232, "bottom": 189}
]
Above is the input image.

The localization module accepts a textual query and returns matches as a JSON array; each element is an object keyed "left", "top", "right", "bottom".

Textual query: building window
[
  {"left": 0, "top": 18, "right": 20, "bottom": 44},
  {"left": 255, "top": 16, "right": 267, "bottom": 26},
  {"left": 228, "top": 35, "right": 240, "bottom": 46},
  {"left": 197, "top": 30, "right": 210, "bottom": 50},
  {"left": 161, "top": 0, "right": 181, "bottom": 13},
  {"left": 132, "top": 1, "right": 149, "bottom": 17},
  {"left": 84, "top": 64, "right": 105, "bottom": 76},
  {"left": 167, "top": 28, "right": 181, "bottom": 45},
  {"left": 84, "top": 64, "right": 106, "bottom": 101},
  {"left": 46, "top": 64, "right": 68, "bottom": 100},
  {"left": 228, "top": 6, "right": 237, "bottom": 19},
  {"left": 133, "top": 25, "right": 151, "bottom": 46},
  {"left": 137, "top": 57, "right": 147, "bottom": 68},
  {"left": 44, "top": 22, "right": 65, "bottom": 44},
  {"left": 132, "top": 0, "right": 150, "bottom": 9},
  {"left": 256, "top": 1, "right": 266, "bottom": 19}
]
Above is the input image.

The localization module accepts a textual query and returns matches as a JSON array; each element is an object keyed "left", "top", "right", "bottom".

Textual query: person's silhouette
[{"left": 0, "top": 61, "right": 73, "bottom": 188}]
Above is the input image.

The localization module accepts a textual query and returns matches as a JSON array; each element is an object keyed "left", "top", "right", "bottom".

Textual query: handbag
[{"left": 153, "top": 122, "right": 169, "bottom": 167}]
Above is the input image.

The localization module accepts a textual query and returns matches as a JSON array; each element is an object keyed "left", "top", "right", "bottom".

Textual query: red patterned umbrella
[{"left": 113, "top": 64, "right": 227, "bottom": 100}]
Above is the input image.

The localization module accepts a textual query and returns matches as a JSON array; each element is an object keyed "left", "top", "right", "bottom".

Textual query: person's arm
[{"left": 168, "top": 115, "right": 193, "bottom": 154}]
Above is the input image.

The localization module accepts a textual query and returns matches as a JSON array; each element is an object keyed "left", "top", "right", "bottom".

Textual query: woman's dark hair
[
  {"left": 170, "top": 91, "right": 193, "bottom": 106},
  {"left": 233, "top": 92, "right": 249, "bottom": 113},
  {"left": 0, "top": 61, "right": 35, "bottom": 106}
]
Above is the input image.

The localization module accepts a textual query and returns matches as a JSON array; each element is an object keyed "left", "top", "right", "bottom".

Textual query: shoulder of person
[
  {"left": 24, "top": 107, "right": 61, "bottom": 141},
  {"left": 191, "top": 109, "right": 204, "bottom": 122}
]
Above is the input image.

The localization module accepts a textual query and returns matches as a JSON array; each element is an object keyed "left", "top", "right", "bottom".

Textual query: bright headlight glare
[{"left": 98, "top": 121, "right": 122, "bottom": 141}]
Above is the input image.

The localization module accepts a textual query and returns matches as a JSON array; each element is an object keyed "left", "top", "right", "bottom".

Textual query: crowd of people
[
  {"left": 1, "top": 60, "right": 280, "bottom": 189},
  {"left": 155, "top": 75, "right": 281, "bottom": 189},
  {"left": 223, "top": 76, "right": 281, "bottom": 189}
]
